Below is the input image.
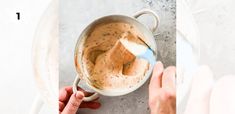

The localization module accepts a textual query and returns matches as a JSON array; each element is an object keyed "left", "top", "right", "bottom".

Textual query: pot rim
[{"left": 74, "top": 13, "right": 158, "bottom": 96}]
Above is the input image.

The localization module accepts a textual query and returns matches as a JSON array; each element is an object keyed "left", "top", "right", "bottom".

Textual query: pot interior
[{"left": 74, "top": 15, "right": 157, "bottom": 96}]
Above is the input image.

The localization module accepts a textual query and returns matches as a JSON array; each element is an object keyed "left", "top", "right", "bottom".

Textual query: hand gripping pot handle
[{"left": 73, "top": 76, "right": 99, "bottom": 102}]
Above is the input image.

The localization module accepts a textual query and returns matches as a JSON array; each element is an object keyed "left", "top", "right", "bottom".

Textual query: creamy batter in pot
[{"left": 82, "top": 22, "right": 149, "bottom": 90}]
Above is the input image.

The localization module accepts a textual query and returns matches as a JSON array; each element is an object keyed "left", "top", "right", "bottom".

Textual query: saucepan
[{"left": 73, "top": 9, "right": 160, "bottom": 101}]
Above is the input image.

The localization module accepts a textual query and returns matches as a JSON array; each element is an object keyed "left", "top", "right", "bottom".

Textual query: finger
[
  {"left": 61, "top": 91, "right": 84, "bottom": 114},
  {"left": 59, "top": 86, "right": 93, "bottom": 102},
  {"left": 59, "top": 86, "right": 73, "bottom": 103},
  {"left": 149, "top": 61, "right": 164, "bottom": 90},
  {"left": 59, "top": 101, "right": 65, "bottom": 112},
  {"left": 80, "top": 102, "right": 101, "bottom": 109},
  {"left": 162, "top": 66, "right": 176, "bottom": 90}
]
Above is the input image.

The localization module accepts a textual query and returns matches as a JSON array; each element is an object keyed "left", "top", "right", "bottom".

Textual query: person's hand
[
  {"left": 149, "top": 61, "right": 176, "bottom": 114},
  {"left": 59, "top": 86, "right": 101, "bottom": 114}
]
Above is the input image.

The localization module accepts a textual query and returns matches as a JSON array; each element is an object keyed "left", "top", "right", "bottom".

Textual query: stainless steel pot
[{"left": 73, "top": 9, "right": 159, "bottom": 101}]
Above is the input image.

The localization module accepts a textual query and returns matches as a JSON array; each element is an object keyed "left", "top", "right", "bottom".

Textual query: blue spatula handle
[{"left": 137, "top": 48, "right": 156, "bottom": 66}]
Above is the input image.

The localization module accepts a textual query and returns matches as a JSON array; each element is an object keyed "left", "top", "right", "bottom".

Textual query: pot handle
[
  {"left": 133, "top": 9, "right": 160, "bottom": 33},
  {"left": 73, "top": 76, "right": 99, "bottom": 102}
]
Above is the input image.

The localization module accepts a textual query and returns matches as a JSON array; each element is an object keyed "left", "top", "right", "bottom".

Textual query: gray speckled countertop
[{"left": 59, "top": 0, "right": 175, "bottom": 114}]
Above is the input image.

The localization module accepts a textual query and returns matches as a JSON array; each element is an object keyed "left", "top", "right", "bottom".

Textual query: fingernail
[
  {"left": 75, "top": 91, "right": 84, "bottom": 99},
  {"left": 156, "top": 61, "right": 164, "bottom": 69},
  {"left": 156, "top": 61, "right": 162, "bottom": 65},
  {"left": 153, "top": 61, "right": 164, "bottom": 78}
]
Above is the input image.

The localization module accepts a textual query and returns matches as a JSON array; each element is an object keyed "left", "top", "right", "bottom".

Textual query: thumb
[
  {"left": 61, "top": 91, "right": 84, "bottom": 114},
  {"left": 149, "top": 61, "right": 164, "bottom": 91}
]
